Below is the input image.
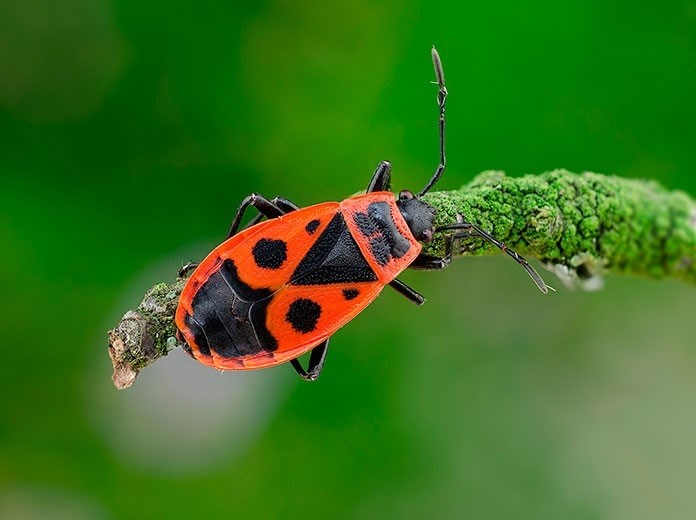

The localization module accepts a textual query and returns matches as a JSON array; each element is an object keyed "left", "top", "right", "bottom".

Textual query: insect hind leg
[
  {"left": 178, "top": 261, "right": 200, "bottom": 278},
  {"left": 180, "top": 195, "right": 300, "bottom": 280},
  {"left": 290, "top": 339, "right": 330, "bottom": 381},
  {"left": 239, "top": 196, "right": 300, "bottom": 232},
  {"left": 227, "top": 194, "right": 299, "bottom": 239}
]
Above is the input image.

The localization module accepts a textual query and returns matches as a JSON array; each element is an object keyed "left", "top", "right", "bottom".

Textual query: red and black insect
[{"left": 175, "top": 48, "right": 548, "bottom": 380}]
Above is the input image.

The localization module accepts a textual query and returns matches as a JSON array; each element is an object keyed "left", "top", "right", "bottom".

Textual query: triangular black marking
[{"left": 291, "top": 213, "right": 377, "bottom": 285}]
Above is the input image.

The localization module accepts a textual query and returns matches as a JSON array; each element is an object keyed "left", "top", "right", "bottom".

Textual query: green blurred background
[{"left": 1, "top": 1, "right": 695, "bottom": 518}]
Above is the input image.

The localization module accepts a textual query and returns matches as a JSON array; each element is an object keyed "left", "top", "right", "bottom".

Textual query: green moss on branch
[
  {"left": 108, "top": 280, "right": 185, "bottom": 389},
  {"left": 423, "top": 169, "right": 695, "bottom": 287},
  {"left": 108, "top": 170, "right": 695, "bottom": 388}
]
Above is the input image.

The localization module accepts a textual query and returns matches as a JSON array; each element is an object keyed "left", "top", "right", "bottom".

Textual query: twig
[
  {"left": 108, "top": 280, "right": 185, "bottom": 389},
  {"left": 108, "top": 169, "right": 696, "bottom": 388},
  {"left": 423, "top": 169, "right": 695, "bottom": 287}
]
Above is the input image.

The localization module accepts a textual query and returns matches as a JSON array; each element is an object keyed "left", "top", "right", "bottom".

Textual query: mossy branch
[
  {"left": 108, "top": 280, "right": 185, "bottom": 389},
  {"left": 423, "top": 169, "right": 695, "bottom": 287},
  {"left": 108, "top": 169, "right": 696, "bottom": 389}
]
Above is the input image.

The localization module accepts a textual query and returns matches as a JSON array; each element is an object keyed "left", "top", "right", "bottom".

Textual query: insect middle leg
[{"left": 388, "top": 278, "right": 426, "bottom": 306}]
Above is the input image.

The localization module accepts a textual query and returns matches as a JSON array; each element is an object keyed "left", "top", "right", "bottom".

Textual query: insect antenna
[{"left": 417, "top": 47, "right": 448, "bottom": 197}]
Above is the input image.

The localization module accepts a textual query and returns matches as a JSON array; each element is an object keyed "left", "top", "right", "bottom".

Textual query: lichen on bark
[
  {"left": 422, "top": 169, "right": 695, "bottom": 288},
  {"left": 108, "top": 170, "right": 696, "bottom": 388},
  {"left": 108, "top": 280, "right": 185, "bottom": 389}
]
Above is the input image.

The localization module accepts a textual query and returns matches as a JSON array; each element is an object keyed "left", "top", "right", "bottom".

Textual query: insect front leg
[
  {"left": 436, "top": 219, "right": 549, "bottom": 293},
  {"left": 366, "top": 160, "right": 393, "bottom": 193},
  {"left": 412, "top": 217, "right": 549, "bottom": 293},
  {"left": 408, "top": 227, "right": 468, "bottom": 270}
]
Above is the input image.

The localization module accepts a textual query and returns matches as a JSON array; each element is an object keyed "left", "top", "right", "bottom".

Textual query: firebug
[{"left": 175, "top": 48, "right": 548, "bottom": 380}]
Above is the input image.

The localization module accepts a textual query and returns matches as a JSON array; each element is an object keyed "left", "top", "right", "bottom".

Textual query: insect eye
[{"left": 399, "top": 190, "right": 414, "bottom": 201}]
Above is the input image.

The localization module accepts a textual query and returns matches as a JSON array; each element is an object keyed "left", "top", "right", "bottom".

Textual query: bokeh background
[{"left": 1, "top": 1, "right": 695, "bottom": 518}]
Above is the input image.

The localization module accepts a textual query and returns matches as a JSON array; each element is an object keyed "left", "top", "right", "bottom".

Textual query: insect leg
[
  {"left": 227, "top": 193, "right": 297, "bottom": 239},
  {"left": 242, "top": 196, "right": 300, "bottom": 230},
  {"left": 290, "top": 339, "right": 330, "bottom": 381},
  {"left": 366, "top": 160, "right": 392, "bottom": 192},
  {"left": 409, "top": 255, "right": 450, "bottom": 270},
  {"left": 178, "top": 262, "right": 200, "bottom": 278},
  {"left": 181, "top": 197, "right": 299, "bottom": 277},
  {"left": 435, "top": 220, "right": 549, "bottom": 293},
  {"left": 388, "top": 278, "right": 426, "bottom": 305},
  {"left": 409, "top": 230, "right": 463, "bottom": 270},
  {"left": 270, "top": 196, "right": 300, "bottom": 213},
  {"left": 413, "top": 218, "right": 549, "bottom": 293}
]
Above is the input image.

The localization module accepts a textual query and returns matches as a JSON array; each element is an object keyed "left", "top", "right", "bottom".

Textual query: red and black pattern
[
  {"left": 176, "top": 196, "right": 419, "bottom": 373},
  {"left": 175, "top": 48, "right": 548, "bottom": 381}
]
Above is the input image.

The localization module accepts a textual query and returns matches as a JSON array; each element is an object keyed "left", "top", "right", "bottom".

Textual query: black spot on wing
[
  {"left": 252, "top": 238, "right": 287, "bottom": 269},
  {"left": 342, "top": 288, "right": 359, "bottom": 300},
  {"left": 305, "top": 219, "right": 320, "bottom": 234},
  {"left": 291, "top": 213, "right": 377, "bottom": 285},
  {"left": 286, "top": 298, "right": 322, "bottom": 333}
]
